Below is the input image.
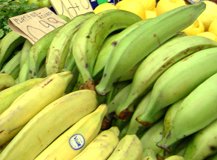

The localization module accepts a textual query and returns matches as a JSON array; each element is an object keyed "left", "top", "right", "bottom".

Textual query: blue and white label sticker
[{"left": 69, "top": 134, "right": 85, "bottom": 150}]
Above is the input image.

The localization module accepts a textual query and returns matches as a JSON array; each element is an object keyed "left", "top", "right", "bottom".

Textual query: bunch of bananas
[{"left": 1, "top": 1, "right": 217, "bottom": 160}]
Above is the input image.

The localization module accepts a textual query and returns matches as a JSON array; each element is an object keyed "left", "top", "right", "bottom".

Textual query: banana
[
  {"left": 73, "top": 126, "right": 119, "bottom": 160},
  {"left": 137, "top": 47, "right": 217, "bottom": 126},
  {"left": 0, "top": 31, "right": 25, "bottom": 68},
  {"left": 0, "top": 73, "right": 15, "bottom": 91},
  {"left": 45, "top": 12, "right": 94, "bottom": 75},
  {"left": 157, "top": 72, "right": 217, "bottom": 150},
  {"left": 0, "top": 90, "right": 98, "bottom": 160},
  {"left": 143, "top": 149, "right": 158, "bottom": 160},
  {"left": 95, "top": 2, "right": 206, "bottom": 95},
  {"left": 72, "top": 9, "right": 141, "bottom": 87},
  {"left": 58, "top": 14, "right": 71, "bottom": 22},
  {"left": 117, "top": 36, "right": 217, "bottom": 117},
  {"left": 27, "top": 26, "right": 63, "bottom": 79},
  {"left": 107, "top": 134, "right": 143, "bottom": 160},
  {"left": 1, "top": 51, "right": 21, "bottom": 79},
  {"left": 0, "top": 71, "right": 72, "bottom": 146},
  {"left": 165, "top": 155, "right": 184, "bottom": 160},
  {"left": 183, "top": 119, "right": 217, "bottom": 160},
  {"left": 34, "top": 104, "right": 108, "bottom": 160},
  {"left": 0, "top": 78, "right": 43, "bottom": 114},
  {"left": 20, "top": 40, "right": 32, "bottom": 68}
]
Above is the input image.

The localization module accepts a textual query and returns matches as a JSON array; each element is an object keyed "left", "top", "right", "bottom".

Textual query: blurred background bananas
[{"left": 1, "top": 0, "right": 217, "bottom": 159}]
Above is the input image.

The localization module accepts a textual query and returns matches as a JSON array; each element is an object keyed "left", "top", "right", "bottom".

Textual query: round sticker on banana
[{"left": 69, "top": 134, "right": 85, "bottom": 150}]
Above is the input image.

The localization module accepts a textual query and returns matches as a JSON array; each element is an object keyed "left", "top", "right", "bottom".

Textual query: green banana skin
[
  {"left": 0, "top": 73, "right": 15, "bottom": 91},
  {"left": 20, "top": 40, "right": 32, "bottom": 68},
  {"left": 0, "top": 78, "right": 43, "bottom": 114},
  {"left": 158, "top": 72, "right": 217, "bottom": 150},
  {"left": 0, "top": 31, "right": 25, "bottom": 69},
  {"left": 117, "top": 36, "right": 217, "bottom": 118},
  {"left": 95, "top": 2, "right": 206, "bottom": 95},
  {"left": 1, "top": 51, "right": 21, "bottom": 79},
  {"left": 45, "top": 12, "right": 94, "bottom": 75},
  {"left": 27, "top": 26, "right": 63, "bottom": 79},
  {"left": 58, "top": 14, "right": 71, "bottom": 22},
  {"left": 183, "top": 119, "right": 217, "bottom": 160},
  {"left": 137, "top": 47, "right": 217, "bottom": 126},
  {"left": 73, "top": 9, "right": 142, "bottom": 86}
]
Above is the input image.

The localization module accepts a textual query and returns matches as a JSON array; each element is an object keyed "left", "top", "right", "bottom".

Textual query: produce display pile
[{"left": 0, "top": 0, "right": 217, "bottom": 160}]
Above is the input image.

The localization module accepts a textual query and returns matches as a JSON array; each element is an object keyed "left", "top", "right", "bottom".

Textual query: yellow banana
[
  {"left": 34, "top": 104, "right": 108, "bottom": 160},
  {"left": 73, "top": 126, "right": 119, "bottom": 160},
  {"left": 0, "top": 71, "right": 72, "bottom": 146},
  {"left": 0, "top": 73, "right": 15, "bottom": 91}
]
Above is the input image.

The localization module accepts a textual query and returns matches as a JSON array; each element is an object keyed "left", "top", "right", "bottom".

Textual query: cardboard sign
[
  {"left": 50, "top": 0, "right": 93, "bottom": 19},
  {"left": 8, "top": 7, "right": 66, "bottom": 44}
]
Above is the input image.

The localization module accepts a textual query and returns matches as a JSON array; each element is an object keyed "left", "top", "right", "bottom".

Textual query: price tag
[
  {"left": 50, "top": 0, "right": 93, "bottom": 19},
  {"left": 8, "top": 7, "right": 66, "bottom": 44}
]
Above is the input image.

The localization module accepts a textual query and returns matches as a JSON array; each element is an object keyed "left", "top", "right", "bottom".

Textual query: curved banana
[
  {"left": 45, "top": 12, "right": 94, "bottom": 75},
  {"left": 0, "top": 90, "right": 98, "bottom": 160},
  {"left": 0, "top": 78, "right": 43, "bottom": 114},
  {"left": 0, "top": 31, "right": 25, "bottom": 68},
  {"left": 0, "top": 71, "right": 72, "bottom": 146},
  {"left": 72, "top": 9, "right": 141, "bottom": 86},
  {"left": 137, "top": 47, "right": 217, "bottom": 126},
  {"left": 73, "top": 126, "right": 119, "bottom": 160},
  {"left": 117, "top": 36, "right": 217, "bottom": 117},
  {"left": 183, "top": 119, "right": 217, "bottom": 160},
  {"left": 0, "top": 73, "right": 15, "bottom": 91},
  {"left": 107, "top": 134, "right": 143, "bottom": 160},
  {"left": 158, "top": 72, "right": 217, "bottom": 150},
  {"left": 95, "top": 2, "right": 206, "bottom": 95},
  {"left": 34, "top": 104, "right": 108, "bottom": 160}
]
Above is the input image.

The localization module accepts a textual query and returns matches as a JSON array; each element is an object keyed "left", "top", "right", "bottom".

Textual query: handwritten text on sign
[
  {"left": 50, "top": 0, "right": 93, "bottom": 19},
  {"left": 9, "top": 7, "right": 66, "bottom": 44}
]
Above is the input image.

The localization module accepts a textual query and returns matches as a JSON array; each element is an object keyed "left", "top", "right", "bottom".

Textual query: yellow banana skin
[
  {"left": 0, "top": 71, "right": 72, "bottom": 146},
  {"left": 73, "top": 126, "right": 119, "bottom": 160},
  {"left": 95, "top": 2, "right": 206, "bottom": 95},
  {"left": 34, "top": 104, "right": 108, "bottom": 160},
  {"left": 0, "top": 73, "right": 15, "bottom": 91},
  {"left": 0, "top": 90, "right": 98, "bottom": 160},
  {"left": 0, "top": 31, "right": 25, "bottom": 68},
  {"left": 107, "top": 134, "right": 143, "bottom": 160},
  {"left": 118, "top": 36, "right": 217, "bottom": 117},
  {"left": 73, "top": 9, "right": 141, "bottom": 85},
  {"left": 45, "top": 12, "right": 94, "bottom": 75},
  {"left": 0, "top": 78, "right": 43, "bottom": 114},
  {"left": 137, "top": 47, "right": 217, "bottom": 126},
  {"left": 158, "top": 72, "right": 217, "bottom": 150},
  {"left": 184, "top": 119, "right": 217, "bottom": 160}
]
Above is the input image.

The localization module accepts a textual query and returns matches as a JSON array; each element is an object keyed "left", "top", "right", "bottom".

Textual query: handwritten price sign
[
  {"left": 50, "top": 0, "right": 93, "bottom": 19},
  {"left": 8, "top": 7, "right": 66, "bottom": 44}
]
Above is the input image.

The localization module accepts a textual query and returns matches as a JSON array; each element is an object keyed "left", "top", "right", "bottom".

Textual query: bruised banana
[
  {"left": 95, "top": 2, "right": 206, "bottom": 95},
  {"left": 0, "top": 71, "right": 72, "bottom": 146},
  {"left": 117, "top": 36, "right": 217, "bottom": 117},
  {"left": 73, "top": 9, "right": 141, "bottom": 86},
  {"left": 0, "top": 78, "right": 43, "bottom": 114},
  {"left": 107, "top": 134, "right": 143, "bottom": 160},
  {"left": 45, "top": 12, "right": 94, "bottom": 75},
  {"left": 73, "top": 126, "right": 119, "bottom": 160},
  {"left": 0, "top": 73, "right": 15, "bottom": 91},
  {"left": 0, "top": 31, "right": 25, "bottom": 68},
  {"left": 183, "top": 119, "right": 217, "bottom": 160},
  {"left": 34, "top": 104, "right": 107, "bottom": 160},
  {"left": 137, "top": 47, "right": 217, "bottom": 126},
  {"left": 158, "top": 72, "right": 217, "bottom": 150},
  {"left": 0, "top": 90, "right": 98, "bottom": 160}
]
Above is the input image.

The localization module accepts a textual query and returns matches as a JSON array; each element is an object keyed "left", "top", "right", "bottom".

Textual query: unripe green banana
[
  {"left": 45, "top": 12, "right": 94, "bottom": 75},
  {"left": 73, "top": 126, "right": 119, "bottom": 160},
  {"left": 0, "top": 71, "right": 72, "bottom": 146},
  {"left": 165, "top": 155, "right": 184, "bottom": 160},
  {"left": 117, "top": 36, "right": 217, "bottom": 117},
  {"left": 73, "top": 9, "right": 141, "bottom": 86},
  {"left": 184, "top": 119, "right": 217, "bottom": 160},
  {"left": 34, "top": 104, "right": 108, "bottom": 160},
  {"left": 158, "top": 72, "right": 217, "bottom": 150},
  {"left": 0, "top": 31, "right": 25, "bottom": 68},
  {"left": 143, "top": 149, "right": 158, "bottom": 160},
  {"left": 0, "top": 78, "right": 43, "bottom": 114},
  {"left": 137, "top": 47, "right": 217, "bottom": 126},
  {"left": 95, "top": 2, "right": 206, "bottom": 95},
  {"left": 0, "top": 90, "right": 98, "bottom": 160},
  {"left": 107, "top": 134, "right": 143, "bottom": 160},
  {"left": 0, "top": 73, "right": 15, "bottom": 91}
]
